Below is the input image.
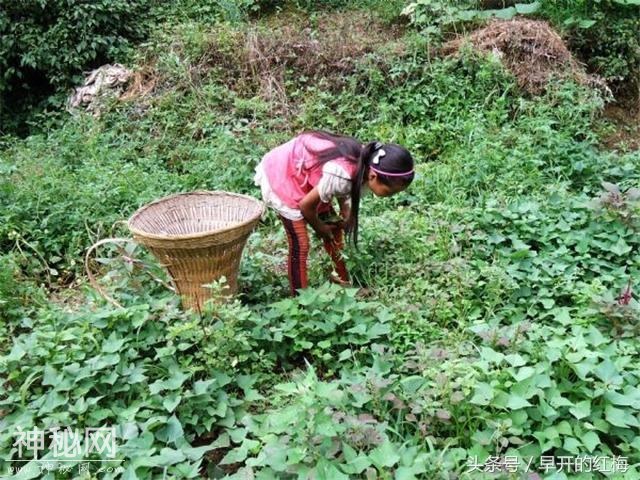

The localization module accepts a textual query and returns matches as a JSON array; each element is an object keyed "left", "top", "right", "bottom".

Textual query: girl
[{"left": 254, "top": 130, "right": 414, "bottom": 296}]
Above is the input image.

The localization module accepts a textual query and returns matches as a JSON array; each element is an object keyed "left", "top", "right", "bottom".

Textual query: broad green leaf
[
  {"left": 267, "top": 406, "right": 300, "bottom": 432},
  {"left": 556, "top": 421, "right": 572, "bottom": 436},
  {"left": 569, "top": 401, "right": 591, "bottom": 420},
  {"left": 339, "top": 349, "right": 352, "bottom": 361},
  {"left": 42, "top": 365, "right": 61, "bottom": 386},
  {"left": 315, "top": 458, "right": 349, "bottom": 480},
  {"left": 511, "top": 378, "right": 539, "bottom": 400},
  {"left": 492, "top": 7, "right": 517, "bottom": 20},
  {"left": 341, "top": 456, "right": 373, "bottom": 477},
  {"left": 395, "top": 466, "right": 418, "bottom": 480},
  {"left": 220, "top": 439, "right": 259, "bottom": 465},
  {"left": 211, "top": 432, "right": 230, "bottom": 449},
  {"left": 193, "top": 379, "right": 216, "bottom": 395},
  {"left": 369, "top": 440, "right": 400, "bottom": 468},
  {"left": 162, "top": 394, "right": 181, "bottom": 413},
  {"left": 548, "top": 391, "right": 574, "bottom": 408},
  {"left": 563, "top": 437, "right": 581, "bottom": 454},
  {"left": 274, "top": 382, "right": 298, "bottom": 394},
  {"left": 470, "top": 382, "right": 494, "bottom": 406},
  {"left": 5, "top": 342, "right": 26, "bottom": 362},
  {"left": 506, "top": 394, "right": 532, "bottom": 410},
  {"left": 515, "top": 2, "right": 540, "bottom": 14},
  {"left": 610, "top": 238, "right": 632, "bottom": 256},
  {"left": 573, "top": 359, "right": 596, "bottom": 380},
  {"left": 594, "top": 360, "right": 622, "bottom": 384},
  {"left": 157, "top": 447, "right": 187, "bottom": 466},
  {"left": 512, "top": 366, "right": 536, "bottom": 382},
  {"left": 164, "top": 370, "right": 190, "bottom": 390},
  {"left": 578, "top": 19, "right": 597, "bottom": 28},
  {"left": 480, "top": 347, "right": 504, "bottom": 364},
  {"left": 316, "top": 382, "right": 343, "bottom": 401},
  {"left": 505, "top": 353, "right": 526, "bottom": 367},
  {"left": 605, "top": 405, "right": 638, "bottom": 428},
  {"left": 581, "top": 431, "right": 600, "bottom": 453},
  {"left": 400, "top": 376, "right": 425, "bottom": 394},
  {"left": 605, "top": 390, "right": 639, "bottom": 407},
  {"left": 102, "top": 332, "right": 126, "bottom": 353},
  {"left": 156, "top": 415, "right": 184, "bottom": 444}
]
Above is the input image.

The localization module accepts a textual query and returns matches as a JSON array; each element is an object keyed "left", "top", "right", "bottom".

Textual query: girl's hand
[{"left": 316, "top": 223, "right": 335, "bottom": 243}]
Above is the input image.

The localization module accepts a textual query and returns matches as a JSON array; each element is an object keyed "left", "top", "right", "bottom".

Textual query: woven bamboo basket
[{"left": 127, "top": 191, "right": 264, "bottom": 311}]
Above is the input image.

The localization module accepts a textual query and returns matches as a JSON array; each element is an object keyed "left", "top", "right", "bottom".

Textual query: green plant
[
  {"left": 3, "top": 6, "right": 640, "bottom": 478},
  {"left": 0, "top": 0, "right": 155, "bottom": 132},
  {"left": 0, "top": 291, "right": 264, "bottom": 478},
  {"left": 539, "top": 0, "right": 640, "bottom": 94},
  {"left": 402, "top": 0, "right": 541, "bottom": 38},
  {"left": 249, "top": 283, "right": 393, "bottom": 374}
]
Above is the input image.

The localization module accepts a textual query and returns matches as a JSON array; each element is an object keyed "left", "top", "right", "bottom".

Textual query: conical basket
[{"left": 128, "top": 191, "right": 264, "bottom": 311}]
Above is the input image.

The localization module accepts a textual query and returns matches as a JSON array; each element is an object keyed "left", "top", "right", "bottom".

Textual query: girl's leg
[
  {"left": 323, "top": 226, "right": 349, "bottom": 283},
  {"left": 279, "top": 215, "right": 310, "bottom": 296}
]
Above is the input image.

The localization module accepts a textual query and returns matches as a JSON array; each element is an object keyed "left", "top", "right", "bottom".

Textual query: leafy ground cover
[{"left": 1, "top": 1, "right": 639, "bottom": 479}]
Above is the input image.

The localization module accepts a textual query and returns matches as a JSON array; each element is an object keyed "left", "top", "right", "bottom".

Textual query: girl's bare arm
[{"left": 299, "top": 188, "right": 334, "bottom": 241}]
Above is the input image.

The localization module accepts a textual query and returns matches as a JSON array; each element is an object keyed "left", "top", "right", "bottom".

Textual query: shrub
[
  {"left": 0, "top": 0, "right": 156, "bottom": 131},
  {"left": 540, "top": 0, "right": 640, "bottom": 96}
]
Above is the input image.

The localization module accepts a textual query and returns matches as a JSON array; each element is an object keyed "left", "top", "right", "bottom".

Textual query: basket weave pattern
[{"left": 128, "top": 191, "right": 264, "bottom": 311}]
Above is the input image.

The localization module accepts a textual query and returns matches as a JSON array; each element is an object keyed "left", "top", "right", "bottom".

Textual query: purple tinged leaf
[
  {"left": 626, "top": 187, "right": 640, "bottom": 201},
  {"left": 332, "top": 411, "right": 346, "bottom": 423},
  {"left": 430, "top": 348, "right": 449, "bottom": 360},
  {"left": 357, "top": 413, "right": 377, "bottom": 424},
  {"left": 363, "top": 427, "right": 383, "bottom": 446},
  {"left": 436, "top": 373, "right": 448, "bottom": 386},
  {"left": 436, "top": 409, "right": 451, "bottom": 421},
  {"left": 451, "top": 391, "right": 464, "bottom": 404},
  {"left": 602, "top": 181, "right": 620, "bottom": 194}
]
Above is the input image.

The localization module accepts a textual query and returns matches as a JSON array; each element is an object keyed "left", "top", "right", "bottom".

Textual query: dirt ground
[{"left": 601, "top": 99, "right": 640, "bottom": 152}]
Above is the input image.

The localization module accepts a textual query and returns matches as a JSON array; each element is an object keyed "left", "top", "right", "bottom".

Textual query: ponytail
[{"left": 345, "top": 141, "right": 377, "bottom": 248}]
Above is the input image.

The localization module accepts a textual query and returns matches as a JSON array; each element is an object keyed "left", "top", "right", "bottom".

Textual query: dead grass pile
[
  {"left": 441, "top": 19, "right": 603, "bottom": 95},
  {"left": 200, "top": 11, "right": 405, "bottom": 109},
  {"left": 121, "top": 67, "right": 158, "bottom": 101}
]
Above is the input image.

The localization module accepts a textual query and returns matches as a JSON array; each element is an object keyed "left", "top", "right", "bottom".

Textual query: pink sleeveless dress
[{"left": 255, "top": 133, "right": 357, "bottom": 220}]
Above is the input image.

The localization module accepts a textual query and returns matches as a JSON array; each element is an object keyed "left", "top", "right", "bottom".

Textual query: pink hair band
[{"left": 369, "top": 166, "right": 414, "bottom": 177}]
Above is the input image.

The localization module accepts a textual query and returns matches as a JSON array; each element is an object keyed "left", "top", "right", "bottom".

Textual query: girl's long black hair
[{"left": 302, "top": 130, "right": 414, "bottom": 246}]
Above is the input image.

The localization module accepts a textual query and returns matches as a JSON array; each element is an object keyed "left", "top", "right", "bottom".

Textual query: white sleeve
[{"left": 316, "top": 161, "right": 353, "bottom": 203}]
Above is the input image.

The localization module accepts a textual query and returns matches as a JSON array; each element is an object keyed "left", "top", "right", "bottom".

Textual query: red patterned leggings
[{"left": 279, "top": 215, "right": 349, "bottom": 296}]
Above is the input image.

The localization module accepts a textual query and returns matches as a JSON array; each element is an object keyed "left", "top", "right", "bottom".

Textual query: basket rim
[{"left": 127, "top": 190, "right": 265, "bottom": 242}]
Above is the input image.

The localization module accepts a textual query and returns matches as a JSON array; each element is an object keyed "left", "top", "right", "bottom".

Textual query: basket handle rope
[{"left": 85, "top": 237, "right": 176, "bottom": 308}]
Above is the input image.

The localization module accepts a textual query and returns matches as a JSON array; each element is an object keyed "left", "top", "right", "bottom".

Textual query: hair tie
[{"left": 371, "top": 148, "right": 386, "bottom": 165}]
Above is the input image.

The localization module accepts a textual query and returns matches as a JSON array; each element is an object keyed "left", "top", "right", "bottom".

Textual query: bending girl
[{"left": 255, "top": 130, "right": 414, "bottom": 296}]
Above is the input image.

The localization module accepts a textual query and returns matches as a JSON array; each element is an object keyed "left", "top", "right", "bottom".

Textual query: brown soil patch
[
  {"left": 441, "top": 19, "right": 603, "bottom": 95},
  {"left": 601, "top": 101, "right": 640, "bottom": 152}
]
